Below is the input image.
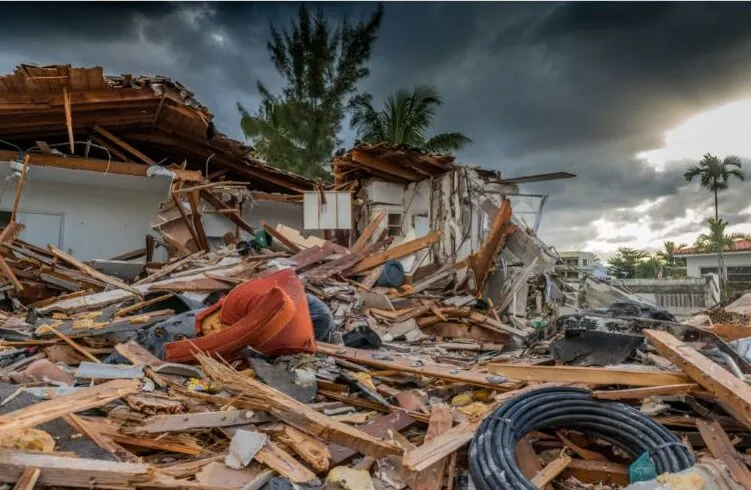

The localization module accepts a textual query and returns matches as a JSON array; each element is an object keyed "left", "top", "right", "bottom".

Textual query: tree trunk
[{"left": 714, "top": 185, "right": 726, "bottom": 300}]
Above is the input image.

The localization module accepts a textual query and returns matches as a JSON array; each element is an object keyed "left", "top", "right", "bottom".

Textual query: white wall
[
  {"left": 0, "top": 166, "right": 171, "bottom": 260},
  {"left": 686, "top": 252, "right": 751, "bottom": 277},
  {"left": 203, "top": 201, "right": 306, "bottom": 241}
]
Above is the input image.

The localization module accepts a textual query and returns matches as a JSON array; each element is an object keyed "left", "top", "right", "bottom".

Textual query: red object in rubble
[{"left": 164, "top": 268, "right": 316, "bottom": 363}]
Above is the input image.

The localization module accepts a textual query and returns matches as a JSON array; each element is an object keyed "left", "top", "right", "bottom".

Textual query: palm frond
[{"left": 423, "top": 132, "right": 472, "bottom": 153}]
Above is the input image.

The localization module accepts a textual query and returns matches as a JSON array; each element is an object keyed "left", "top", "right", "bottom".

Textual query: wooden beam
[
  {"left": 0, "top": 449, "right": 154, "bottom": 488},
  {"left": 138, "top": 410, "right": 267, "bottom": 434},
  {"left": 352, "top": 210, "right": 385, "bottom": 252},
  {"left": 62, "top": 87, "right": 74, "bottom": 154},
  {"left": 413, "top": 405, "right": 453, "bottom": 490},
  {"left": 0, "top": 256, "right": 23, "bottom": 292},
  {"left": 170, "top": 194, "right": 201, "bottom": 251},
  {"left": 515, "top": 436, "right": 543, "bottom": 480},
  {"left": 0, "top": 150, "right": 199, "bottom": 181},
  {"left": 199, "top": 355, "right": 402, "bottom": 460},
  {"left": 645, "top": 329, "right": 751, "bottom": 429},
  {"left": 255, "top": 440, "right": 317, "bottom": 483},
  {"left": 42, "top": 325, "right": 100, "bottom": 363},
  {"left": 0, "top": 379, "right": 140, "bottom": 432},
  {"left": 12, "top": 467, "right": 40, "bottom": 490},
  {"left": 531, "top": 454, "right": 571, "bottom": 488},
  {"left": 90, "top": 134, "right": 130, "bottom": 162},
  {"left": 317, "top": 343, "right": 521, "bottom": 391},
  {"left": 351, "top": 149, "right": 424, "bottom": 182},
  {"left": 9, "top": 154, "right": 30, "bottom": 224},
  {"left": 187, "top": 189, "right": 209, "bottom": 251},
  {"left": 696, "top": 419, "right": 751, "bottom": 487},
  {"left": 269, "top": 425, "right": 331, "bottom": 473},
  {"left": 592, "top": 384, "right": 704, "bottom": 400},
  {"left": 92, "top": 124, "right": 156, "bottom": 166},
  {"left": 261, "top": 220, "right": 301, "bottom": 252},
  {"left": 47, "top": 245, "right": 141, "bottom": 296},
  {"left": 468, "top": 198, "right": 516, "bottom": 294},
  {"left": 350, "top": 231, "right": 440, "bottom": 274},
  {"left": 200, "top": 189, "right": 255, "bottom": 234},
  {"left": 486, "top": 363, "right": 690, "bottom": 387}
]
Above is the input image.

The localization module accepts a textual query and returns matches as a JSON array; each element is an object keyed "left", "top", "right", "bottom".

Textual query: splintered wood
[{"left": 198, "top": 355, "right": 403, "bottom": 459}]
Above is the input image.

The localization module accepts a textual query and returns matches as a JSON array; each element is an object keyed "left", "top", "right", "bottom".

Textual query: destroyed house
[
  {"left": 0, "top": 64, "right": 314, "bottom": 260},
  {"left": 334, "top": 143, "right": 571, "bottom": 293}
]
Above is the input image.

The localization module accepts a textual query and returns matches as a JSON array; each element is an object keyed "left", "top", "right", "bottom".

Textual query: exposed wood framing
[
  {"left": 93, "top": 124, "right": 156, "bottom": 166},
  {"left": 0, "top": 150, "right": 201, "bottom": 181},
  {"left": 468, "top": 198, "right": 516, "bottom": 295},
  {"left": 0, "top": 256, "right": 23, "bottom": 292},
  {"left": 645, "top": 329, "right": 751, "bottom": 429},
  {"left": 352, "top": 210, "right": 385, "bottom": 252},
  {"left": 200, "top": 189, "right": 255, "bottom": 234},
  {"left": 351, "top": 149, "right": 424, "bottom": 182},
  {"left": 9, "top": 154, "right": 30, "bottom": 224},
  {"left": 186, "top": 190, "right": 209, "bottom": 251},
  {"left": 62, "top": 87, "right": 74, "bottom": 153}
]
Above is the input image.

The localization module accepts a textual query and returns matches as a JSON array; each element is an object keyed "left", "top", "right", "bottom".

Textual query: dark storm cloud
[{"left": 2, "top": 2, "right": 751, "bottom": 252}]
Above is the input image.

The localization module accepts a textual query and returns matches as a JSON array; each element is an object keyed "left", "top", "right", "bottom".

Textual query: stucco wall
[
  {"left": 202, "top": 201, "right": 306, "bottom": 241},
  {"left": 0, "top": 167, "right": 171, "bottom": 260},
  {"left": 685, "top": 253, "right": 751, "bottom": 276}
]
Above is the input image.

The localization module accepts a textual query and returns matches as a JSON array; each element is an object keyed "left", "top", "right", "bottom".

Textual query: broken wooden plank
[
  {"left": 63, "top": 87, "right": 74, "bottom": 153},
  {"left": 64, "top": 414, "right": 138, "bottom": 463},
  {"left": 41, "top": 324, "right": 100, "bottom": 363},
  {"left": 350, "top": 231, "right": 440, "bottom": 274},
  {"left": 12, "top": 466, "right": 40, "bottom": 490},
  {"left": 318, "top": 343, "right": 522, "bottom": 391},
  {"left": 200, "top": 189, "right": 255, "bottom": 235},
  {"left": 269, "top": 424, "right": 331, "bottom": 473},
  {"left": 93, "top": 124, "right": 156, "bottom": 166},
  {"left": 255, "top": 440, "right": 316, "bottom": 483},
  {"left": 486, "top": 363, "right": 690, "bottom": 387},
  {"left": 0, "top": 379, "right": 140, "bottom": 432},
  {"left": 199, "top": 355, "right": 402, "bottom": 460},
  {"left": 413, "top": 405, "right": 453, "bottom": 490},
  {"left": 515, "top": 435, "right": 543, "bottom": 480},
  {"left": 0, "top": 256, "right": 23, "bottom": 292},
  {"left": 0, "top": 449, "right": 154, "bottom": 488},
  {"left": 261, "top": 220, "right": 301, "bottom": 252},
  {"left": 696, "top": 418, "right": 751, "bottom": 487},
  {"left": 105, "top": 432, "right": 202, "bottom": 456},
  {"left": 468, "top": 198, "right": 516, "bottom": 295},
  {"left": 327, "top": 411, "right": 416, "bottom": 466},
  {"left": 187, "top": 189, "right": 209, "bottom": 251},
  {"left": 138, "top": 410, "right": 268, "bottom": 433},
  {"left": 645, "top": 329, "right": 751, "bottom": 428},
  {"left": 352, "top": 210, "right": 385, "bottom": 252},
  {"left": 592, "top": 384, "right": 704, "bottom": 400},
  {"left": 561, "top": 459, "right": 629, "bottom": 486},
  {"left": 9, "top": 154, "right": 30, "bottom": 224},
  {"left": 115, "top": 293, "right": 175, "bottom": 317},
  {"left": 402, "top": 384, "right": 564, "bottom": 473},
  {"left": 531, "top": 454, "right": 572, "bottom": 488},
  {"left": 47, "top": 245, "right": 141, "bottom": 296}
]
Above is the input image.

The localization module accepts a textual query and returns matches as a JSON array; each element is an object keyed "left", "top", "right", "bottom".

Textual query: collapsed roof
[{"left": 0, "top": 64, "right": 314, "bottom": 193}]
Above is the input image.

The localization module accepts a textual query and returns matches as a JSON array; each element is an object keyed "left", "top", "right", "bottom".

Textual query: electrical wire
[{"left": 469, "top": 386, "right": 694, "bottom": 489}]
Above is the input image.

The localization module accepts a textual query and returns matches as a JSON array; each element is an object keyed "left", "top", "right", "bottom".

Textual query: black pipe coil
[{"left": 469, "top": 387, "right": 694, "bottom": 489}]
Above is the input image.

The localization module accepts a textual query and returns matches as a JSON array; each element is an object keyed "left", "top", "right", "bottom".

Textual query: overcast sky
[{"left": 4, "top": 2, "right": 751, "bottom": 258}]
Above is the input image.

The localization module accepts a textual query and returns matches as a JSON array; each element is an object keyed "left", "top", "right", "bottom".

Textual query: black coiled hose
[{"left": 469, "top": 387, "right": 694, "bottom": 489}]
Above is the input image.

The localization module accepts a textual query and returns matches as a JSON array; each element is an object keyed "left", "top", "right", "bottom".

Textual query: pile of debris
[{"left": 0, "top": 200, "right": 750, "bottom": 490}]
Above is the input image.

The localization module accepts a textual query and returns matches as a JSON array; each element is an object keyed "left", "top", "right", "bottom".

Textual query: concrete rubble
[{"left": 0, "top": 66, "right": 749, "bottom": 490}]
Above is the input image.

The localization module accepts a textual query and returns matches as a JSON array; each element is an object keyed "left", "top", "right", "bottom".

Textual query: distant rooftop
[{"left": 675, "top": 239, "right": 751, "bottom": 256}]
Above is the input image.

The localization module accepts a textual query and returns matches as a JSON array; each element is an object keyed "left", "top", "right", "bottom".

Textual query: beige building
[{"left": 557, "top": 251, "right": 597, "bottom": 281}]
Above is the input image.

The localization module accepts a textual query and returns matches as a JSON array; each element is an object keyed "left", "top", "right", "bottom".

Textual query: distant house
[
  {"left": 674, "top": 240, "right": 751, "bottom": 283},
  {"left": 556, "top": 251, "right": 597, "bottom": 281}
]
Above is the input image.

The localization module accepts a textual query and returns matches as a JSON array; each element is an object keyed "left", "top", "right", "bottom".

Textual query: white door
[{"left": 16, "top": 212, "right": 63, "bottom": 249}]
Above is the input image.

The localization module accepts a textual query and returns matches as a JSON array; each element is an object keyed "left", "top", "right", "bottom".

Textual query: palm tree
[
  {"left": 684, "top": 154, "right": 745, "bottom": 291},
  {"left": 349, "top": 84, "right": 471, "bottom": 154},
  {"left": 695, "top": 218, "right": 748, "bottom": 253},
  {"left": 657, "top": 240, "right": 687, "bottom": 265}
]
